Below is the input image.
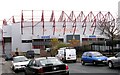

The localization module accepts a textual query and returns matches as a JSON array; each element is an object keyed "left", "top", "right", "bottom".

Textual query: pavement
[{"left": 0, "top": 57, "right": 6, "bottom": 75}]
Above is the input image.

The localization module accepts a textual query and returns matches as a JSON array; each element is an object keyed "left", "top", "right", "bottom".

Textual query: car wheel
[
  {"left": 81, "top": 60, "right": 85, "bottom": 65},
  {"left": 108, "top": 61, "right": 114, "bottom": 69},
  {"left": 5, "top": 59, "right": 8, "bottom": 61},
  {"left": 12, "top": 66, "right": 14, "bottom": 70},
  {"left": 12, "top": 66, "right": 17, "bottom": 72},
  {"left": 93, "top": 61, "right": 97, "bottom": 65}
]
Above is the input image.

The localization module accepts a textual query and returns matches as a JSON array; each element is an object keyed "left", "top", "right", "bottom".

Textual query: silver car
[
  {"left": 107, "top": 52, "right": 120, "bottom": 68},
  {"left": 11, "top": 56, "right": 30, "bottom": 72}
]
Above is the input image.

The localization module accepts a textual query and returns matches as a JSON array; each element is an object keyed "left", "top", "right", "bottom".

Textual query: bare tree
[{"left": 97, "top": 19, "right": 120, "bottom": 55}]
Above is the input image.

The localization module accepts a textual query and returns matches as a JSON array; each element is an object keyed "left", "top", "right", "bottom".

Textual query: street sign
[{"left": 41, "top": 36, "right": 50, "bottom": 39}]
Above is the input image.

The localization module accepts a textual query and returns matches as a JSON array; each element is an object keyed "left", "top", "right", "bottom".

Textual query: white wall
[
  {"left": 118, "top": 1, "right": 120, "bottom": 17},
  {"left": 3, "top": 25, "right": 12, "bottom": 37},
  {"left": 21, "top": 34, "right": 32, "bottom": 52},
  {"left": 12, "top": 23, "right": 22, "bottom": 51},
  {"left": 4, "top": 21, "right": 104, "bottom": 52},
  {"left": 21, "top": 43, "right": 32, "bottom": 52},
  {"left": 22, "top": 21, "right": 102, "bottom": 37}
]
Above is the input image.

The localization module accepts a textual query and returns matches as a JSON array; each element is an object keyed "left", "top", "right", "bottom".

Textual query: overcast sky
[{"left": 0, "top": 0, "right": 120, "bottom": 26}]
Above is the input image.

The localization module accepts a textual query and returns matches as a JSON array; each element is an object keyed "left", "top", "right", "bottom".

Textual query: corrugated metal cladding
[{"left": 66, "top": 35, "right": 80, "bottom": 42}]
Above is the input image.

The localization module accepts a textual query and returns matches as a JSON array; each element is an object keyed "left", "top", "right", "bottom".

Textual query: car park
[
  {"left": 24, "top": 57, "right": 69, "bottom": 75},
  {"left": 107, "top": 52, "right": 120, "bottom": 68},
  {"left": 81, "top": 51, "right": 108, "bottom": 65},
  {"left": 11, "top": 56, "right": 30, "bottom": 72}
]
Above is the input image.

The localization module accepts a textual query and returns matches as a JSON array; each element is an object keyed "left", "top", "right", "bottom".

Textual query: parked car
[
  {"left": 11, "top": 56, "right": 30, "bottom": 72},
  {"left": 81, "top": 51, "right": 108, "bottom": 65},
  {"left": 4, "top": 54, "right": 13, "bottom": 61},
  {"left": 26, "top": 50, "right": 34, "bottom": 59},
  {"left": 24, "top": 57, "right": 69, "bottom": 75},
  {"left": 107, "top": 52, "right": 120, "bottom": 68}
]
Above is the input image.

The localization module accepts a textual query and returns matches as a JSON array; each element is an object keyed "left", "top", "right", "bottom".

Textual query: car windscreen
[
  {"left": 13, "top": 56, "right": 28, "bottom": 62},
  {"left": 27, "top": 51, "right": 34, "bottom": 54},
  {"left": 92, "top": 52, "right": 103, "bottom": 57},
  {"left": 39, "top": 58, "right": 63, "bottom": 66}
]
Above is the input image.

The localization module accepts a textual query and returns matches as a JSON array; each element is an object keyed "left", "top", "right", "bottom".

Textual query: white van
[{"left": 56, "top": 47, "right": 77, "bottom": 62}]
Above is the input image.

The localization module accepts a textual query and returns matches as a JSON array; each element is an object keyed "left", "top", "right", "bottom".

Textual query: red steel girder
[
  {"left": 41, "top": 10, "right": 44, "bottom": 35},
  {"left": 58, "top": 11, "right": 74, "bottom": 22},
  {"left": 82, "top": 17, "right": 87, "bottom": 35},
  {"left": 21, "top": 10, "right": 24, "bottom": 34},
  {"left": 104, "top": 12, "right": 115, "bottom": 27},
  {"left": 50, "top": 10, "right": 55, "bottom": 22},
  {"left": 76, "top": 11, "right": 85, "bottom": 22},
  {"left": 95, "top": 11, "right": 104, "bottom": 22},
  {"left": 91, "top": 18, "right": 96, "bottom": 35},
  {"left": 85, "top": 11, "right": 95, "bottom": 22},
  {"left": 3, "top": 19, "right": 7, "bottom": 25},
  {"left": 58, "top": 11, "right": 66, "bottom": 22},
  {"left": 3, "top": 16, "right": 15, "bottom": 25},
  {"left": 63, "top": 19, "right": 66, "bottom": 35},
  {"left": 67, "top": 11, "right": 76, "bottom": 21},
  {"left": 49, "top": 10, "right": 56, "bottom": 35},
  {"left": 104, "top": 12, "right": 115, "bottom": 22},
  {"left": 53, "top": 19, "right": 56, "bottom": 35},
  {"left": 72, "top": 19, "right": 77, "bottom": 36},
  {"left": 12, "top": 16, "right": 15, "bottom": 23}
]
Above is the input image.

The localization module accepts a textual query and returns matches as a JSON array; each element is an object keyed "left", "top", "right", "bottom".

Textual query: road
[
  {"left": 1, "top": 60, "right": 120, "bottom": 75},
  {"left": 68, "top": 62, "right": 119, "bottom": 73}
]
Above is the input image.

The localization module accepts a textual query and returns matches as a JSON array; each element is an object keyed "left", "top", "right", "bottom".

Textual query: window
[
  {"left": 92, "top": 52, "right": 103, "bottom": 57},
  {"left": 22, "top": 40, "right": 32, "bottom": 43},
  {"left": 86, "top": 53, "right": 89, "bottom": 56},
  {"left": 83, "top": 52, "right": 87, "bottom": 56},
  {"left": 39, "top": 58, "right": 63, "bottom": 66},
  {"left": 32, "top": 45, "right": 44, "bottom": 49},
  {"left": 28, "top": 60, "right": 34, "bottom": 66},
  {"left": 13, "top": 56, "right": 28, "bottom": 62},
  {"left": 89, "top": 38, "right": 92, "bottom": 41},
  {"left": 98, "top": 38, "right": 104, "bottom": 41},
  {"left": 116, "top": 52, "right": 120, "bottom": 57},
  {"left": 82, "top": 38, "right": 88, "bottom": 41},
  {"left": 32, "top": 60, "right": 36, "bottom": 66},
  {"left": 28, "top": 60, "right": 37, "bottom": 66},
  {"left": 88, "top": 53, "right": 92, "bottom": 57}
]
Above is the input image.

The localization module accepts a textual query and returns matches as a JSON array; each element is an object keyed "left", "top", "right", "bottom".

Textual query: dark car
[
  {"left": 4, "top": 54, "right": 13, "bottom": 61},
  {"left": 24, "top": 57, "right": 69, "bottom": 75},
  {"left": 107, "top": 52, "right": 120, "bottom": 68},
  {"left": 81, "top": 51, "right": 108, "bottom": 65},
  {"left": 26, "top": 50, "right": 34, "bottom": 58}
]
